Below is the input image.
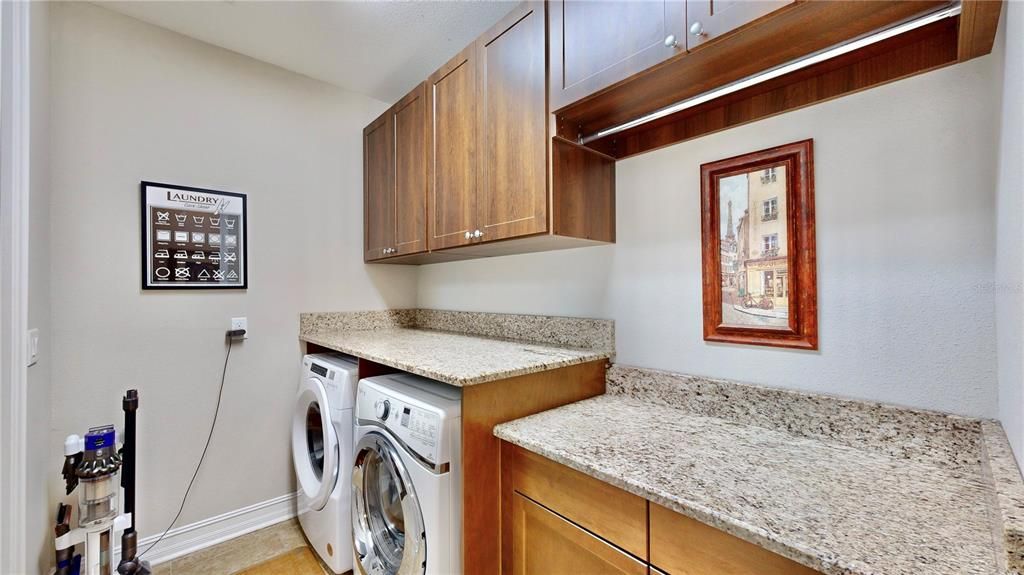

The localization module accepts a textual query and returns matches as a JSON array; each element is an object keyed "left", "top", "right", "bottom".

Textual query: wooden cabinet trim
[
  {"left": 512, "top": 492, "right": 648, "bottom": 575},
  {"left": 650, "top": 503, "right": 821, "bottom": 574},
  {"left": 504, "top": 444, "right": 648, "bottom": 559},
  {"left": 557, "top": 1, "right": 951, "bottom": 135},
  {"left": 465, "top": 360, "right": 606, "bottom": 575}
]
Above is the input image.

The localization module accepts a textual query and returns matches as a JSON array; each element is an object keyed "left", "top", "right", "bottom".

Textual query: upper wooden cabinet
[
  {"left": 423, "top": 1, "right": 615, "bottom": 258},
  {"left": 427, "top": 45, "right": 478, "bottom": 251},
  {"left": 685, "top": 0, "right": 794, "bottom": 51},
  {"left": 550, "top": 0, "right": 685, "bottom": 113},
  {"left": 363, "top": 83, "right": 428, "bottom": 262},
  {"left": 363, "top": 111, "right": 393, "bottom": 261},
  {"left": 548, "top": 0, "right": 793, "bottom": 113},
  {"left": 478, "top": 3, "right": 548, "bottom": 243}
]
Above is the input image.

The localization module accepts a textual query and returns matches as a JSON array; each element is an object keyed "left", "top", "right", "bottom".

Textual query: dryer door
[
  {"left": 352, "top": 431, "right": 426, "bottom": 575},
  {"left": 292, "top": 377, "right": 338, "bottom": 512}
]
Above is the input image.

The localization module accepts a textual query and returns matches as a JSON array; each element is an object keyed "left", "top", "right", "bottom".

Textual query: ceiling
[{"left": 97, "top": 1, "right": 518, "bottom": 103}]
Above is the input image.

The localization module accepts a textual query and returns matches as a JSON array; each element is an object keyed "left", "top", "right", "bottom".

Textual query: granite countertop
[
  {"left": 301, "top": 328, "right": 610, "bottom": 387},
  {"left": 495, "top": 367, "right": 1014, "bottom": 575}
]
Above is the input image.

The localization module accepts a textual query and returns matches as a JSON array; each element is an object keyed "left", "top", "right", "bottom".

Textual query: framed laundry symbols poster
[{"left": 141, "top": 181, "right": 248, "bottom": 290}]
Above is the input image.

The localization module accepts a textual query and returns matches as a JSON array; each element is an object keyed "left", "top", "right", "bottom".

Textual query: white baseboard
[{"left": 126, "top": 491, "right": 298, "bottom": 566}]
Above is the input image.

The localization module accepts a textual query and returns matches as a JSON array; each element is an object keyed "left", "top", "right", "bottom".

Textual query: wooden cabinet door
[
  {"left": 511, "top": 493, "right": 647, "bottom": 575},
  {"left": 685, "top": 0, "right": 794, "bottom": 51},
  {"left": 392, "top": 83, "right": 428, "bottom": 256},
  {"left": 649, "top": 503, "right": 821, "bottom": 575},
  {"left": 363, "top": 110, "right": 393, "bottom": 261},
  {"left": 550, "top": 0, "right": 684, "bottom": 111},
  {"left": 478, "top": 2, "right": 548, "bottom": 243},
  {"left": 427, "top": 45, "right": 479, "bottom": 251}
]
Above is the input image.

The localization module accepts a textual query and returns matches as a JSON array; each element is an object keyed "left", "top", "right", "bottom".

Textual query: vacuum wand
[{"left": 117, "top": 390, "right": 150, "bottom": 575}]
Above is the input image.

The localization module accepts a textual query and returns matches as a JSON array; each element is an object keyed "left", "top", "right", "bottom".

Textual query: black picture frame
[{"left": 140, "top": 181, "right": 248, "bottom": 290}]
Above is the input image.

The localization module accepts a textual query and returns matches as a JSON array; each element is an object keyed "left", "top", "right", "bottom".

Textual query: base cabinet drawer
[
  {"left": 650, "top": 503, "right": 820, "bottom": 575},
  {"left": 503, "top": 444, "right": 648, "bottom": 558},
  {"left": 511, "top": 493, "right": 647, "bottom": 575}
]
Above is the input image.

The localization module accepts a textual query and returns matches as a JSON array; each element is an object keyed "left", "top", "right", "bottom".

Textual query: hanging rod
[{"left": 580, "top": 2, "right": 963, "bottom": 145}]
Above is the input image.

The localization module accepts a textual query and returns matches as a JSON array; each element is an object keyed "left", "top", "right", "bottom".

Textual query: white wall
[
  {"left": 996, "top": 1, "right": 1024, "bottom": 458},
  {"left": 27, "top": 2, "right": 51, "bottom": 573},
  {"left": 419, "top": 54, "right": 1002, "bottom": 418},
  {"left": 49, "top": 1, "right": 417, "bottom": 544}
]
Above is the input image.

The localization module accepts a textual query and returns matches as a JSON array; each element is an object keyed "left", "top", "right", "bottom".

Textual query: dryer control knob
[{"left": 376, "top": 400, "right": 391, "bottom": 421}]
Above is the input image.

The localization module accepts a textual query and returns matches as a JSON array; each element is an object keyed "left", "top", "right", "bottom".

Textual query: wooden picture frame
[{"left": 700, "top": 140, "right": 817, "bottom": 350}]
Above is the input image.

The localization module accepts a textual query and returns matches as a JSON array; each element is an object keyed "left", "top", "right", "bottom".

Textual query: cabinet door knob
[
  {"left": 664, "top": 34, "right": 678, "bottom": 48},
  {"left": 464, "top": 231, "right": 472, "bottom": 240},
  {"left": 473, "top": 229, "right": 484, "bottom": 239},
  {"left": 689, "top": 21, "right": 706, "bottom": 37}
]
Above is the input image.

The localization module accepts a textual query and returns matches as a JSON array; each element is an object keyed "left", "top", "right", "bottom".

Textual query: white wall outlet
[
  {"left": 26, "top": 328, "right": 39, "bottom": 366},
  {"left": 230, "top": 317, "right": 248, "bottom": 339}
]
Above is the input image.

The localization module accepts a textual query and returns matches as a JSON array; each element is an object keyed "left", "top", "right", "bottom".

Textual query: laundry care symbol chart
[{"left": 141, "top": 181, "right": 247, "bottom": 290}]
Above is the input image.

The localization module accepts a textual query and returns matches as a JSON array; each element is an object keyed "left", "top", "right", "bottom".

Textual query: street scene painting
[
  {"left": 700, "top": 140, "right": 818, "bottom": 350},
  {"left": 718, "top": 165, "right": 789, "bottom": 329}
]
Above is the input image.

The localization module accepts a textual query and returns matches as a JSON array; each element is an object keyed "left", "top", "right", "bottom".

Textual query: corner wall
[
  {"left": 48, "top": 2, "right": 417, "bottom": 545},
  {"left": 418, "top": 52, "right": 1002, "bottom": 418},
  {"left": 27, "top": 2, "right": 51, "bottom": 572},
  {"left": 996, "top": 0, "right": 1024, "bottom": 458}
]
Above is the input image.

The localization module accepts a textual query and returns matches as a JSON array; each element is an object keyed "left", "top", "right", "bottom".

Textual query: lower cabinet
[
  {"left": 501, "top": 442, "right": 824, "bottom": 575},
  {"left": 511, "top": 493, "right": 647, "bottom": 575}
]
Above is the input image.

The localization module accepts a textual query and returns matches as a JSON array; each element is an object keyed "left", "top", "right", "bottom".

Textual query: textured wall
[
  {"left": 996, "top": 1, "right": 1024, "bottom": 458},
  {"left": 419, "top": 54, "right": 1002, "bottom": 418},
  {"left": 48, "top": 2, "right": 417, "bottom": 542}
]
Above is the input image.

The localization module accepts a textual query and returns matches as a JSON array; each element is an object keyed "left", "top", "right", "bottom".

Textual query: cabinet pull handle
[
  {"left": 689, "top": 22, "right": 706, "bottom": 37},
  {"left": 664, "top": 34, "right": 678, "bottom": 48}
]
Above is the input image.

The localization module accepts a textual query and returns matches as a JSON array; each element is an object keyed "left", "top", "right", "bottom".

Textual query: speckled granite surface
[
  {"left": 302, "top": 328, "right": 609, "bottom": 387},
  {"left": 495, "top": 394, "right": 1005, "bottom": 575},
  {"left": 299, "top": 310, "right": 613, "bottom": 386},
  {"left": 300, "top": 309, "right": 613, "bottom": 352},
  {"left": 413, "top": 309, "right": 614, "bottom": 353},
  {"left": 607, "top": 365, "right": 983, "bottom": 471},
  {"left": 299, "top": 310, "right": 416, "bottom": 334},
  {"left": 982, "top": 420, "right": 1024, "bottom": 573}
]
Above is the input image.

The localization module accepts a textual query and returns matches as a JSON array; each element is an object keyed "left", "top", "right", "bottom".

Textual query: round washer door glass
[
  {"left": 352, "top": 432, "right": 426, "bottom": 575},
  {"left": 291, "top": 377, "right": 338, "bottom": 511}
]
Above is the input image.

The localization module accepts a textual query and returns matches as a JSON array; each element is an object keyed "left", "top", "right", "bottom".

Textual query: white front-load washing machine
[
  {"left": 352, "top": 373, "right": 462, "bottom": 575},
  {"left": 293, "top": 353, "right": 358, "bottom": 574}
]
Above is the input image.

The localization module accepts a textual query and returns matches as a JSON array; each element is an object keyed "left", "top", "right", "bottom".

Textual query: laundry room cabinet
[
  {"left": 365, "top": 1, "right": 616, "bottom": 264},
  {"left": 363, "top": 83, "right": 428, "bottom": 262},
  {"left": 500, "top": 442, "right": 823, "bottom": 575},
  {"left": 547, "top": 0, "right": 794, "bottom": 112}
]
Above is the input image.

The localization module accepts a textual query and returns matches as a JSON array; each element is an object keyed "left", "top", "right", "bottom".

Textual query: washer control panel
[{"left": 357, "top": 374, "right": 461, "bottom": 469}]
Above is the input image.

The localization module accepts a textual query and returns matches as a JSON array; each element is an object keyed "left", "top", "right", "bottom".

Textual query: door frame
[{"left": 0, "top": 1, "right": 32, "bottom": 572}]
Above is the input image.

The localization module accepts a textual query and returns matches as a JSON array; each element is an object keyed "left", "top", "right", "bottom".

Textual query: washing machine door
[
  {"left": 352, "top": 431, "right": 426, "bottom": 575},
  {"left": 292, "top": 377, "right": 338, "bottom": 512}
]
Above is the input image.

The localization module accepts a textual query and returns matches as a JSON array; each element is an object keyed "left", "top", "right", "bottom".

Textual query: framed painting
[{"left": 700, "top": 139, "right": 817, "bottom": 350}]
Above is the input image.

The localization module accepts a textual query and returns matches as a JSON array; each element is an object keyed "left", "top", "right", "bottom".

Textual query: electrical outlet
[{"left": 231, "top": 317, "right": 248, "bottom": 339}]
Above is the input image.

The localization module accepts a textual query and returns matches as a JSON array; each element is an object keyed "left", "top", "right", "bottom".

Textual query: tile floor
[{"left": 150, "top": 519, "right": 336, "bottom": 575}]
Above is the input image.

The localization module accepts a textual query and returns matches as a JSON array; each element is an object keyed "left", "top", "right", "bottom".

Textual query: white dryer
[
  {"left": 292, "top": 353, "right": 358, "bottom": 574},
  {"left": 352, "top": 373, "right": 462, "bottom": 575}
]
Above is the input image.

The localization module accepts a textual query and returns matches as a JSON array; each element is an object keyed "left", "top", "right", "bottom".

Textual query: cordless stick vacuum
[{"left": 55, "top": 390, "right": 151, "bottom": 575}]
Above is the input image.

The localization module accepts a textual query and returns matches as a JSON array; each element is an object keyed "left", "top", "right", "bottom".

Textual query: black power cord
[{"left": 138, "top": 331, "right": 242, "bottom": 558}]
